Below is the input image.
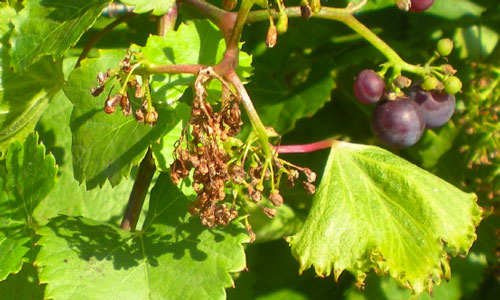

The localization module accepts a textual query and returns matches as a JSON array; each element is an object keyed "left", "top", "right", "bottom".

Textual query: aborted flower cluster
[
  {"left": 90, "top": 52, "right": 159, "bottom": 126},
  {"left": 170, "top": 68, "right": 317, "bottom": 231},
  {"left": 170, "top": 68, "right": 242, "bottom": 227}
]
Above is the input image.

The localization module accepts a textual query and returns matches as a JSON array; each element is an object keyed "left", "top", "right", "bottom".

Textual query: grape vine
[{"left": 0, "top": 0, "right": 497, "bottom": 299}]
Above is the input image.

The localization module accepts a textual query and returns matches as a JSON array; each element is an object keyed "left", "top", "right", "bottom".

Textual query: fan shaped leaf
[
  {"left": 0, "top": 5, "right": 64, "bottom": 153},
  {"left": 34, "top": 90, "right": 133, "bottom": 225},
  {"left": 289, "top": 141, "right": 481, "bottom": 295},
  {"left": 36, "top": 174, "right": 248, "bottom": 300},
  {"left": 121, "top": 0, "right": 175, "bottom": 16},
  {"left": 9, "top": 0, "right": 110, "bottom": 71},
  {"left": 0, "top": 132, "right": 57, "bottom": 280}
]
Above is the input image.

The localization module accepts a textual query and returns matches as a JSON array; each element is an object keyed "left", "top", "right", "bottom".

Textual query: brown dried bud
[
  {"left": 303, "top": 168, "right": 317, "bottom": 183},
  {"left": 230, "top": 208, "right": 238, "bottom": 220},
  {"left": 246, "top": 223, "right": 256, "bottom": 243},
  {"left": 135, "top": 108, "right": 145, "bottom": 123},
  {"left": 122, "top": 64, "right": 132, "bottom": 73},
  {"left": 262, "top": 207, "right": 277, "bottom": 218},
  {"left": 395, "top": 76, "right": 412, "bottom": 88},
  {"left": 141, "top": 99, "right": 149, "bottom": 111},
  {"left": 145, "top": 110, "right": 158, "bottom": 126},
  {"left": 266, "top": 25, "right": 277, "bottom": 48},
  {"left": 127, "top": 78, "right": 137, "bottom": 87},
  {"left": 302, "top": 181, "right": 316, "bottom": 195},
  {"left": 222, "top": 0, "right": 237, "bottom": 10},
  {"left": 250, "top": 189, "right": 262, "bottom": 203},
  {"left": 104, "top": 94, "right": 121, "bottom": 114},
  {"left": 97, "top": 72, "right": 108, "bottom": 85},
  {"left": 229, "top": 164, "right": 245, "bottom": 184},
  {"left": 120, "top": 93, "right": 132, "bottom": 116},
  {"left": 286, "top": 173, "right": 295, "bottom": 188},
  {"left": 301, "top": 5, "right": 312, "bottom": 19},
  {"left": 135, "top": 83, "right": 144, "bottom": 98},
  {"left": 188, "top": 204, "right": 199, "bottom": 216},
  {"left": 396, "top": 0, "right": 411, "bottom": 11},
  {"left": 104, "top": 102, "right": 116, "bottom": 114},
  {"left": 442, "top": 64, "right": 457, "bottom": 75},
  {"left": 91, "top": 86, "right": 105, "bottom": 97},
  {"left": 269, "top": 191, "right": 283, "bottom": 207}
]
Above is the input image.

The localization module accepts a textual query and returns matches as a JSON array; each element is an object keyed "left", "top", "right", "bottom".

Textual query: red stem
[
  {"left": 76, "top": 12, "right": 135, "bottom": 67},
  {"left": 143, "top": 63, "right": 206, "bottom": 74},
  {"left": 275, "top": 139, "right": 334, "bottom": 154}
]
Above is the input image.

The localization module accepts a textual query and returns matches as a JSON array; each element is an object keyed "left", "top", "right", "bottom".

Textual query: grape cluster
[
  {"left": 353, "top": 69, "right": 456, "bottom": 148},
  {"left": 409, "top": 0, "right": 434, "bottom": 12}
]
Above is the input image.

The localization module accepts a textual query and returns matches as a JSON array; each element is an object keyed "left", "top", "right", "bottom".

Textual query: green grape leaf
[
  {"left": 151, "top": 102, "right": 191, "bottom": 172},
  {"left": 249, "top": 199, "right": 305, "bottom": 243},
  {"left": 0, "top": 4, "right": 15, "bottom": 36},
  {"left": 36, "top": 174, "right": 249, "bottom": 300},
  {"left": 251, "top": 76, "right": 334, "bottom": 135},
  {"left": 0, "top": 263, "right": 44, "bottom": 299},
  {"left": 345, "top": 252, "right": 488, "bottom": 300},
  {"left": 454, "top": 25, "right": 500, "bottom": 60},
  {"left": 121, "top": 0, "right": 175, "bottom": 16},
  {"left": 9, "top": 0, "right": 110, "bottom": 71},
  {"left": 246, "top": 46, "right": 334, "bottom": 136},
  {"left": 359, "top": 0, "right": 484, "bottom": 17},
  {"left": 34, "top": 90, "right": 133, "bottom": 226},
  {"left": 288, "top": 141, "right": 481, "bottom": 295},
  {"left": 64, "top": 50, "right": 181, "bottom": 189},
  {"left": 0, "top": 132, "right": 57, "bottom": 280},
  {"left": 136, "top": 20, "right": 252, "bottom": 105},
  {"left": 427, "top": 0, "right": 485, "bottom": 19},
  {"left": 0, "top": 6, "right": 64, "bottom": 153}
]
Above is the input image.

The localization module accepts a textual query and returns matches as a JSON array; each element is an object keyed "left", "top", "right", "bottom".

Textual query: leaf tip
[{"left": 334, "top": 268, "right": 343, "bottom": 282}]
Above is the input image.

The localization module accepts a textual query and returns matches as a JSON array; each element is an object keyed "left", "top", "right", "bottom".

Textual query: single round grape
[
  {"left": 408, "top": 87, "right": 455, "bottom": 128},
  {"left": 421, "top": 76, "right": 439, "bottom": 91},
  {"left": 371, "top": 97, "right": 425, "bottom": 148},
  {"left": 409, "top": 0, "right": 435, "bottom": 12},
  {"left": 354, "top": 69, "right": 385, "bottom": 104},
  {"left": 437, "top": 38, "right": 453, "bottom": 56},
  {"left": 444, "top": 76, "right": 462, "bottom": 94}
]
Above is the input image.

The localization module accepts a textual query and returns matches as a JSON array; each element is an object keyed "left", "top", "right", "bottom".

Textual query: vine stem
[
  {"left": 158, "top": 2, "right": 178, "bottom": 37},
  {"left": 141, "top": 63, "right": 205, "bottom": 75},
  {"left": 226, "top": 70, "right": 272, "bottom": 159},
  {"left": 180, "top": 1, "right": 429, "bottom": 76},
  {"left": 120, "top": 148, "right": 156, "bottom": 231},
  {"left": 275, "top": 139, "right": 334, "bottom": 154},
  {"left": 76, "top": 12, "right": 135, "bottom": 67},
  {"left": 246, "top": 6, "right": 426, "bottom": 75}
]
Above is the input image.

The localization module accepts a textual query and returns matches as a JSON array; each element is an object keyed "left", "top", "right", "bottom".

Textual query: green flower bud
[
  {"left": 437, "top": 38, "right": 453, "bottom": 56},
  {"left": 310, "top": 0, "right": 321, "bottom": 13},
  {"left": 444, "top": 76, "right": 462, "bottom": 94},
  {"left": 276, "top": 13, "right": 288, "bottom": 34},
  {"left": 421, "top": 76, "right": 439, "bottom": 91}
]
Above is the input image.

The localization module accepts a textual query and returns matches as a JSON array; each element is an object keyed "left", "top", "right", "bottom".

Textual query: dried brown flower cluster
[
  {"left": 171, "top": 68, "right": 242, "bottom": 227},
  {"left": 170, "top": 68, "right": 318, "bottom": 232},
  {"left": 90, "top": 52, "right": 158, "bottom": 126}
]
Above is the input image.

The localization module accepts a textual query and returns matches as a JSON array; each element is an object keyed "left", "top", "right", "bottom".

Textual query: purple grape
[
  {"left": 408, "top": 87, "right": 455, "bottom": 128},
  {"left": 371, "top": 97, "right": 425, "bottom": 148},
  {"left": 354, "top": 69, "right": 385, "bottom": 104},
  {"left": 410, "top": 0, "right": 434, "bottom": 12}
]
